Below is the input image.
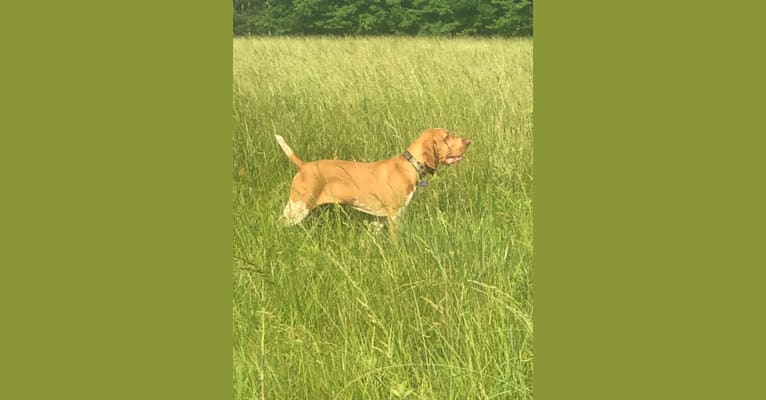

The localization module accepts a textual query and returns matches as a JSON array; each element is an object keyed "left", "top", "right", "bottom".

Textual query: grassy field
[{"left": 233, "top": 37, "right": 532, "bottom": 399}]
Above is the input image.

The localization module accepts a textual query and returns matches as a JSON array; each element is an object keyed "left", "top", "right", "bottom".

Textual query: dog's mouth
[
  {"left": 443, "top": 139, "right": 471, "bottom": 165},
  {"left": 445, "top": 155, "right": 463, "bottom": 165}
]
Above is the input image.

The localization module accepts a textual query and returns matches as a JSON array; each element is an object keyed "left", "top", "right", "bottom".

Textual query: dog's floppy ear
[{"left": 420, "top": 138, "right": 439, "bottom": 169}]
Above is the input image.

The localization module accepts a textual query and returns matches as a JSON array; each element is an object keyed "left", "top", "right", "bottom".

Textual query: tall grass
[{"left": 233, "top": 36, "right": 532, "bottom": 399}]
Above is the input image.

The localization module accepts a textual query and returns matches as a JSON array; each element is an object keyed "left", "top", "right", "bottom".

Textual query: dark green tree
[{"left": 232, "top": 0, "right": 533, "bottom": 36}]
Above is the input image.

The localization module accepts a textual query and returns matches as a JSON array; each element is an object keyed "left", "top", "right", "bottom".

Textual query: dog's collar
[{"left": 402, "top": 150, "right": 435, "bottom": 180}]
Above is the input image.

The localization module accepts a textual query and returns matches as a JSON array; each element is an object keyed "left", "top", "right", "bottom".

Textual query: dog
[{"left": 275, "top": 128, "right": 472, "bottom": 232}]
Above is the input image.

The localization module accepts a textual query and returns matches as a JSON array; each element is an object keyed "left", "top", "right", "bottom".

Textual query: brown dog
[{"left": 275, "top": 128, "right": 472, "bottom": 231}]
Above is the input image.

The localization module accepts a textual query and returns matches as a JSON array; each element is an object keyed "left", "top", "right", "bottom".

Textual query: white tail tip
[{"left": 275, "top": 135, "right": 293, "bottom": 156}]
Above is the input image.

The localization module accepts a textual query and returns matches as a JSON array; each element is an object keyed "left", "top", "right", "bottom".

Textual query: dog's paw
[{"left": 365, "top": 220, "right": 386, "bottom": 234}]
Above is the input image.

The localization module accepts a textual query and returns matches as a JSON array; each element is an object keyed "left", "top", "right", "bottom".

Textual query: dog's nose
[{"left": 464, "top": 138, "right": 472, "bottom": 145}]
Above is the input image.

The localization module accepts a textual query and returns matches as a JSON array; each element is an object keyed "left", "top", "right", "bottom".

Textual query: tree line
[{"left": 233, "top": 0, "right": 532, "bottom": 36}]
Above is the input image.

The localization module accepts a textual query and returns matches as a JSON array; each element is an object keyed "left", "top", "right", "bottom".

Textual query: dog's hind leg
[{"left": 280, "top": 199, "right": 311, "bottom": 226}]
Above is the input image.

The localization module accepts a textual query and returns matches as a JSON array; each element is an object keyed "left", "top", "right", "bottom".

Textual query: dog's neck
[{"left": 402, "top": 150, "right": 435, "bottom": 181}]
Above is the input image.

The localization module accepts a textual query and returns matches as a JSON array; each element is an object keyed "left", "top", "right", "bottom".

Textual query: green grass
[{"left": 233, "top": 36, "right": 532, "bottom": 399}]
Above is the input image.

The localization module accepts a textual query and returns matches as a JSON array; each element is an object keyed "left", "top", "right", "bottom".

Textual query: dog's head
[{"left": 409, "top": 128, "right": 472, "bottom": 169}]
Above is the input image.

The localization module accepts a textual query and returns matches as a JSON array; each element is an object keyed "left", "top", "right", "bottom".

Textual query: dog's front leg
[{"left": 387, "top": 215, "right": 400, "bottom": 240}]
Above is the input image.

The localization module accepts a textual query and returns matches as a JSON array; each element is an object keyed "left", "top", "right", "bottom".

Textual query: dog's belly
[
  {"left": 350, "top": 187, "right": 415, "bottom": 217},
  {"left": 350, "top": 201, "right": 389, "bottom": 217}
]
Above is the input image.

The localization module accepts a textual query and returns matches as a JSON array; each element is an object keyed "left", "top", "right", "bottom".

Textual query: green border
[
  {"left": 536, "top": 2, "right": 766, "bottom": 399},
  {"left": 5, "top": 0, "right": 766, "bottom": 398},
  {"left": 2, "top": 2, "right": 232, "bottom": 398}
]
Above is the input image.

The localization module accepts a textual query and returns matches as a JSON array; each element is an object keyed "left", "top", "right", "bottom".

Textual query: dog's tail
[{"left": 275, "top": 135, "right": 305, "bottom": 169}]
